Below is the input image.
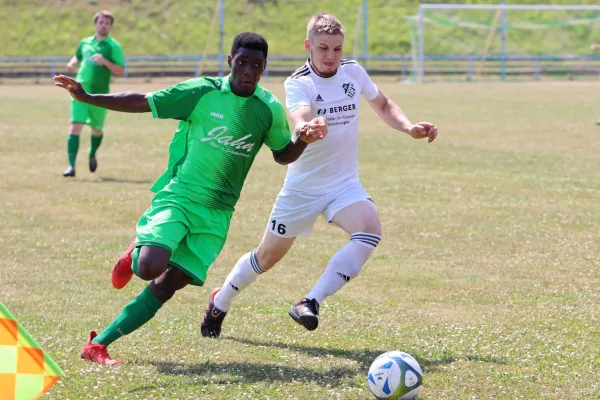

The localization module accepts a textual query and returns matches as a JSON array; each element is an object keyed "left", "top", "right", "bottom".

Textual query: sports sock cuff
[
  {"left": 350, "top": 232, "right": 382, "bottom": 249},
  {"left": 250, "top": 249, "right": 264, "bottom": 274},
  {"left": 142, "top": 285, "right": 164, "bottom": 308}
]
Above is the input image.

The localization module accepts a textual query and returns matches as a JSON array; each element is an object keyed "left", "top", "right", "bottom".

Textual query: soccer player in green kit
[
  {"left": 53, "top": 32, "right": 328, "bottom": 365},
  {"left": 63, "top": 10, "right": 125, "bottom": 177}
]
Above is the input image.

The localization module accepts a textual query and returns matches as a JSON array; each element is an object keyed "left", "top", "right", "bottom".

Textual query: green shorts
[
  {"left": 134, "top": 189, "right": 233, "bottom": 286},
  {"left": 70, "top": 98, "right": 108, "bottom": 130}
]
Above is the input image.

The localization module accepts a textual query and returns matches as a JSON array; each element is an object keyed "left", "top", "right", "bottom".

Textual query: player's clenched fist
[
  {"left": 408, "top": 122, "right": 438, "bottom": 143},
  {"left": 308, "top": 116, "right": 328, "bottom": 138},
  {"left": 299, "top": 116, "right": 328, "bottom": 144}
]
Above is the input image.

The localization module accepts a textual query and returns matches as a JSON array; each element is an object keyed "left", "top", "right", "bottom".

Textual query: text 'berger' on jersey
[{"left": 317, "top": 103, "right": 357, "bottom": 115}]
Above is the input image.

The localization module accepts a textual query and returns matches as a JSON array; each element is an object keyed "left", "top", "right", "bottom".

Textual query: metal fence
[
  {"left": 1, "top": 55, "right": 599, "bottom": 83},
  {"left": 0, "top": 55, "right": 413, "bottom": 81}
]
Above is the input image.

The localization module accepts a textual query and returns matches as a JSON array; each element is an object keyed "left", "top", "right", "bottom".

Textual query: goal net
[{"left": 407, "top": 4, "right": 600, "bottom": 82}]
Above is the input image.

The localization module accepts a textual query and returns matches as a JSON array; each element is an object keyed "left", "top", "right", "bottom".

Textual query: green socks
[
  {"left": 67, "top": 134, "right": 80, "bottom": 168},
  {"left": 92, "top": 286, "right": 164, "bottom": 346},
  {"left": 89, "top": 133, "right": 103, "bottom": 157},
  {"left": 68, "top": 133, "right": 103, "bottom": 167}
]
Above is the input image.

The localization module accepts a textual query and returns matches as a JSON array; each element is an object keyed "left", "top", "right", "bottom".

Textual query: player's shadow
[
  {"left": 135, "top": 338, "right": 505, "bottom": 392},
  {"left": 95, "top": 176, "right": 152, "bottom": 184},
  {"left": 147, "top": 360, "right": 358, "bottom": 387},
  {"left": 137, "top": 338, "right": 386, "bottom": 390},
  {"left": 227, "top": 337, "right": 388, "bottom": 372},
  {"left": 225, "top": 337, "right": 507, "bottom": 374}
]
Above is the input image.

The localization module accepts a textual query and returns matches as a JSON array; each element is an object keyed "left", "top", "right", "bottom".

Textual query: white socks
[
  {"left": 214, "top": 249, "right": 263, "bottom": 312},
  {"left": 213, "top": 232, "right": 381, "bottom": 312},
  {"left": 307, "top": 232, "right": 381, "bottom": 304}
]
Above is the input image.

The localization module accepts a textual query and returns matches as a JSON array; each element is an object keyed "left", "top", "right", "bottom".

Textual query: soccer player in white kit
[{"left": 201, "top": 12, "right": 438, "bottom": 336}]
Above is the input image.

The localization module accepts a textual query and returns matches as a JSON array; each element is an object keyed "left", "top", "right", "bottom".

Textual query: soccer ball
[{"left": 367, "top": 351, "right": 423, "bottom": 399}]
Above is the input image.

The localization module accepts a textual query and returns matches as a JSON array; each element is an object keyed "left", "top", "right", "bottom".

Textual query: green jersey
[
  {"left": 147, "top": 75, "right": 292, "bottom": 210},
  {"left": 75, "top": 35, "right": 125, "bottom": 94}
]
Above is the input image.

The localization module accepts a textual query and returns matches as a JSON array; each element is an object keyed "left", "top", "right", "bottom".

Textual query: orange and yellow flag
[{"left": 0, "top": 302, "right": 64, "bottom": 400}]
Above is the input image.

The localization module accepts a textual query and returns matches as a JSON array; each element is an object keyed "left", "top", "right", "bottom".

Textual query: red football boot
[
  {"left": 80, "top": 331, "right": 122, "bottom": 366},
  {"left": 111, "top": 241, "right": 136, "bottom": 289}
]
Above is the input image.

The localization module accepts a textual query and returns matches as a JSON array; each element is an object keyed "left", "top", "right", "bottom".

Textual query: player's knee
[
  {"left": 254, "top": 247, "right": 282, "bottom": 271},
  {"left": 357, "top": 219, "right": 382, "bottom": 238},
  {"left": 365, "top": 220, "right": 381, "bottom": 239},
  {"left": 345, "top": 208, "right": 382, "bottom": 238},
  {"left": 70, "top": 124, "right": 83, "bottom": 135},
  {"left": 137, "top": 264, "right": 161, "bottom": 281},
  {"left": 137, "top": 253, "right": 169, "bottom": 281},
  {"left": 91, "top": 129, "right": 103, "bottom": 137}
]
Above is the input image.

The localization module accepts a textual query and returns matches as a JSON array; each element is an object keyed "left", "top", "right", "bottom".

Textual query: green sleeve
[
  {"left": 146, "top": 78, "right": 208, "bottom": 121},
  {"left": 75, "top": 41, "right": 83, "bottom": 61},
  {"left": 265, "top": 100, "right": 292, "bottom": 153},
  {"left": 110, "top": 41, "right": 125, "bottom": 66}
]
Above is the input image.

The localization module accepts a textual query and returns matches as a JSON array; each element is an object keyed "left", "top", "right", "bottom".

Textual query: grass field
[
  {"left": 3, "top": 0, "right": 600, "bottom": 57},
  {"left": 1, "top": 80, "right": 599, "bottom": 399}
]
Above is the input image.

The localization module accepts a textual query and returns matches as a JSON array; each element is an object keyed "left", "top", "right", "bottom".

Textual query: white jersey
[{"left": 283, "top": 59, "right": 379, "bottom": 194}]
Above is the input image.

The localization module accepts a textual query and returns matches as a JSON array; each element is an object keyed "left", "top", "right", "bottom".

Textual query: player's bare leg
[
  {"left": 89, "top": 128, "right": 103, "bottom": 172},
  {"left": 292, "top": 200, "right": 382, "bottom": 331},
  {"left": 64, "top": 123, "right": 83, "bottom": 177},
  {"left": 202, "top": 231, "right": 296, "bottom": 337}
]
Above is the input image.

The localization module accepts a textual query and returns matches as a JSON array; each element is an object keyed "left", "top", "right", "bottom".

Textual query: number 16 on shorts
[{"left": 270, "top": 220, "right": 287, "bottom": 235}]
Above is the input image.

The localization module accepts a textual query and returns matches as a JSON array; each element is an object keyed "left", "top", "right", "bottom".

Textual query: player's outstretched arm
[
  {"left": 368, "top": 90, "right": 438, "bottom": 143},
  {"left": 53, "top": 74, "right": 150, "bottom": 113},
  {"left": 273, "top": 106, "right": 328, "bottom": 165},
  {"left": 66, "top": 56, "right": 78, "bottom": 73}
]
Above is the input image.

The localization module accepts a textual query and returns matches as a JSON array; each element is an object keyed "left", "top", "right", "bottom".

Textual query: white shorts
[{"left": 267, "top": 180, "right": 373, "bottom": 238}]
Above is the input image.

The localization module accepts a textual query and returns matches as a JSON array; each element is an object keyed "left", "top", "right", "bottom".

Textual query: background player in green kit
[
  {"left": 53, "top": 32, "right": 328, "bottom": 365},
  {"left": 63, "top": 10, "right": 125, "bottom": 177}
]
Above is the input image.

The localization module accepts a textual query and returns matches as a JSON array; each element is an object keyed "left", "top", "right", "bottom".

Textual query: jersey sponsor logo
[
  {"left": 315, "top": 94, "right": 324, "bottom": 102},
  {"left": 210, "top": 111, "right": 224, "bottom": 119},
  {"left": 324, "top": 103, "right": 356, "bottom": 114},
  {"left": 201, "top": 126, "right": 256, "bottom": 156},
  {"left": 342, "top": 82, "right": 356, "bottom": 98}
]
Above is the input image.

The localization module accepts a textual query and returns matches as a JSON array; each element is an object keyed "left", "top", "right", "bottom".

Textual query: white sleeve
[
  {"left": 358, "top": 65, "right": 379, "bottom": 101},
  {"left": 284, "top": 78, "right": 312, "bottom": 112}
]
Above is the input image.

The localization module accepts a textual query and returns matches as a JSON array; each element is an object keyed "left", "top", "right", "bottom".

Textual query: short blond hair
[{"left": 307, "top": 12, "right": 345, "bottom": 40}]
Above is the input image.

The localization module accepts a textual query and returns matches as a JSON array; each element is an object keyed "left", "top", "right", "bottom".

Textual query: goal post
[{"left": 411, "top": 4, "right": 600, "bottom": 83}]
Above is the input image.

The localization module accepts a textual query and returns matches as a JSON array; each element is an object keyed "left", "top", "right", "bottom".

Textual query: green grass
[
  {"left": 1, "top": 80, "right": 600, "bottom": 399},
  {"left": 1, "top": 0, "right": 600, "bottom": 57}
]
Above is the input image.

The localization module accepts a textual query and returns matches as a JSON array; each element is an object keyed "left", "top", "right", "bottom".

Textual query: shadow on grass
[
  {"left": 131, "top": 340, "right": 386, "bottom": 391},
  {"left": 226, "top": 337, "right": 507, "bottom": 374},
  {"left": 97, "top": 177, "right": 152, "bottom": 184},
  {"left": 142, "top": 360, "right": 359, "bottom": 387},
  {"left": 226, "top": 337, "right": 387, "bottom": 372},
  {"left": 131, "top": 338, "right": 507, "bottom": 392}
]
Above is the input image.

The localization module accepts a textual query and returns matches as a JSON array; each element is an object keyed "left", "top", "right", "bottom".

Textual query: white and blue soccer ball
[{"left": 367, "top": 351, "right": 423, "bottom": 399}]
